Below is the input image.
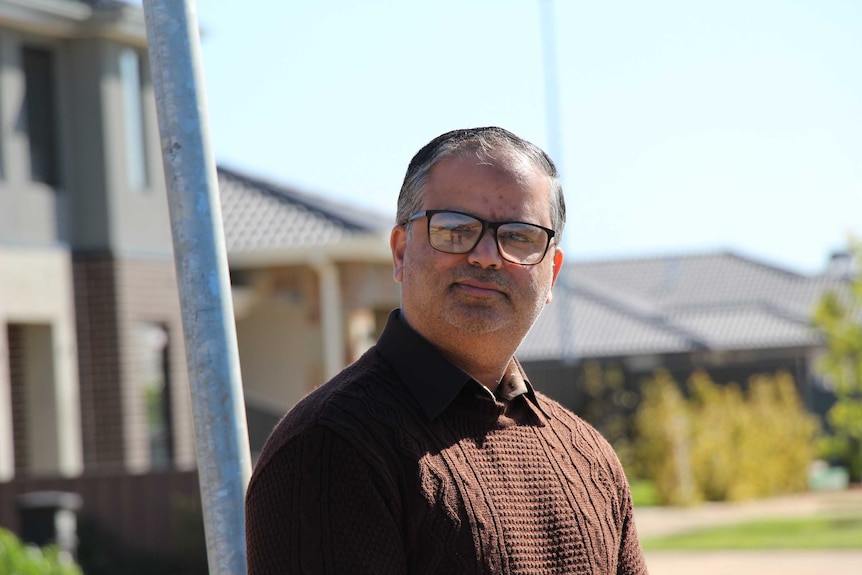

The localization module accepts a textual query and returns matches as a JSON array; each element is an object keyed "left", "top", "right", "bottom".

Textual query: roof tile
[{"left": 218, "top": 166, "right": 392, "bottom": 254}]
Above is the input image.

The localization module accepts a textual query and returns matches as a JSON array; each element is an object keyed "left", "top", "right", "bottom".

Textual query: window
[
  {"left": 119, "top": 48, "right": 149, "bottom": 190},
  {"left": 136, "top": 323, "right": 173, "bottom": 469},
  {"left": 22, "top": 47, "right": 59, "bottom": 186}
]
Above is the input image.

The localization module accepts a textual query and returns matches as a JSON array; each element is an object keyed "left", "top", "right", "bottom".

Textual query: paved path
[
  {"left": 634, "top": 488, "right": 862, "bottom": 538},
  {"left": 634, "top": 488, "right": 862, "bottom": 575},
  {"left": 644, "top": 550, "right": 862, "bottom": 575}
]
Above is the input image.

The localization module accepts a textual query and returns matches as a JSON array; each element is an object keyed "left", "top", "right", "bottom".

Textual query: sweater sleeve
[
  {"left": 246, "top": 425, "right": 405, "bottom": 575},
  {"left": 603, "top": 441, "right": 648, "bottom": 575},
  {"left": 616, "top": 477, "right": 649, "bottom": 575}
]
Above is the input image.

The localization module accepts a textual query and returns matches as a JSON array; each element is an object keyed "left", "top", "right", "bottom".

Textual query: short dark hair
[{"left": 397, "top": 127, "right": 566, "bottom": 241}]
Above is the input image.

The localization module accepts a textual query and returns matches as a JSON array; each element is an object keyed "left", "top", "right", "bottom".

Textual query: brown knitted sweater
[{"left": 246, "top": 312, "right": 647, "bottom": 574}]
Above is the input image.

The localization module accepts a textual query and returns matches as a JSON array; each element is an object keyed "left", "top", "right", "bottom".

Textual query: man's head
[
  {"left": 391, "top": 127, "right": 565, "bottom": 357},
  {"left": 397, "top": 127, "right": 566, "bottom": 243}
]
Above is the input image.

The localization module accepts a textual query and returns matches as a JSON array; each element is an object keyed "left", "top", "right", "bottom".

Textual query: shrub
[
  {"left": 0, "top": 528, "right": 83, "bottom": 575},
  {"left": 635, "top": 369, "right": 820, "bottom": 505},
  {"left": 634, "top": 370, "right": 698, "bottom": 505},
  {"left": 578, "top": 360, "right": 640, "bottom": 471}
]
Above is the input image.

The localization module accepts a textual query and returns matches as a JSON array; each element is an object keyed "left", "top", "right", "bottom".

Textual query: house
[
  {"left": 0, "top": 0, "right": 204, "bottom": 477},
  {"left": 218, "top": 166, "right": 398, "bottom": 456},
  {"left": 519, "top": 251, "right": 851, "bottom": 417},
  {"left": 0, "top": 0, "right": 198, "bottom": 564}
]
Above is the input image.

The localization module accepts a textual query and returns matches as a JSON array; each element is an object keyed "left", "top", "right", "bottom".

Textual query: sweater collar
[{"left": 376, "top": 309, "right": 549, "bottom": 420}]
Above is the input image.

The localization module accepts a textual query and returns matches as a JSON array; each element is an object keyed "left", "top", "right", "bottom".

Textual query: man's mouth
[{"left": 454, "top": 279, "right": 506, "bottom": 298}]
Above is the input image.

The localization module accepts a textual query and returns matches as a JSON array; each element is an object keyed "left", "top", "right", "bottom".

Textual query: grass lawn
[
  {"left": 629, "top": 479, "right": 660, "bottom": 507},
  {"left": 641, "top": 516, "right": 862, "bottom": 551}
]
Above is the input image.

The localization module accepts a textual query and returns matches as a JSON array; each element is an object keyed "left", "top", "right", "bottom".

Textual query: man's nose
[{"left": 467, "top": 228, "right": 503, "bottom": 269}]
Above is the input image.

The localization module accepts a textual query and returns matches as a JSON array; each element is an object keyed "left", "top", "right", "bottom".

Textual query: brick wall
[
  {"left": 72, "top": 253, "right": 124, "bottom": 471},
  {"left": 72, "top": 252, "right": 193, "bottom": 473},
  {"left": 7, "top": 325, "right": 26, "bottom": 474},
  {"left": 114, "top": 256, "right": 194, "bottom": 471}
]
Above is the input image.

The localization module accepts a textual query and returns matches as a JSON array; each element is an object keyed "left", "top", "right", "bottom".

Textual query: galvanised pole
[
  {"left": 141, "top": 1, "right": 251, "bottom": 573},
  {"left": 540, "top": 0, "right": 577, "bottom": 364},
  {"left": 539, "top": 0, "right": 564, "bottom": 174}
]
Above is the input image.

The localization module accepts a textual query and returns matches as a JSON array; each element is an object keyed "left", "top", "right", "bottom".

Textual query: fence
[{"left": 0, "top": 470, "right": 203, "bottom": 558}]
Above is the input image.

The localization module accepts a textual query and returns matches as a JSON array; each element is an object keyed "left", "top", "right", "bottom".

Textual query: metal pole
[
  {"left": 141, "top": 2, "right": 251, "bottom": 574},
  {"left": 539, "top": 0, "right": 577, "bottom": 364},
  {"left": 539, "top": 0, "right": 564, "bottom": 174}
]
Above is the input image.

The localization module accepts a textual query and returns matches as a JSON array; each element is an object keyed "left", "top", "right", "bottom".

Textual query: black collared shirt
[{"left": 376, "top": 309, "right": 549, "bottom": 420}]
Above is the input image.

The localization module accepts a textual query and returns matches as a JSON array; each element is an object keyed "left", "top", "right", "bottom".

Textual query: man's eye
[{"left": 500, "top": 230, "right": 535, "bottom": 244}]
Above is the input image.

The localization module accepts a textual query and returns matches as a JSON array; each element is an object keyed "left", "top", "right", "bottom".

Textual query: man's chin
[{"left": 442, "top": 306, "right": 511, "bottom": 336}]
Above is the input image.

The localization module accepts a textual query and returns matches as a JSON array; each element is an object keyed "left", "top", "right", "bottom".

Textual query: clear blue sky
[{"left": 192, "top": 0, "right": 862, "bottom": 274}]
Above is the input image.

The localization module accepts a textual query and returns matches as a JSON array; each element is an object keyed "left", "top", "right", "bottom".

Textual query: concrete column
[
  {"left": 0, "top": 322, "right": 14, "bottom": 481},
  {"left": 53, "top": 317, "right": 84, "bottom": 477},
  {"left": 25, "top": 325, "right": 60, "bottom": 475},
  {"left": 314, "top": 260, "right": 345, "bottom": 380}
]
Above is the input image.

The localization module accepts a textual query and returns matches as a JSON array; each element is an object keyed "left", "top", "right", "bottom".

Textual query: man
[{"left": 246, "top": 127, "right": 648, "bottom": 574}]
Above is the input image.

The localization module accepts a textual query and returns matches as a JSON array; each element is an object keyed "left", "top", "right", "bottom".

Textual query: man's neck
[
  {"left": 435, "top": 336, "right": 518, "bottom": 395},
  {"left": 399, "top": 309, "right": 523, "bottom": 394}
]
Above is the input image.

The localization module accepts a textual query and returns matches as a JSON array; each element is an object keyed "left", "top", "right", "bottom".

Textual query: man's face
[{"left": 391, "top": 153, "right": 564, "bottom": 348}]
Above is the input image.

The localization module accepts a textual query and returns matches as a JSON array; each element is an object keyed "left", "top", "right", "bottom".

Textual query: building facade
[
  {"left": 0, "top": 0, "right": 197, "bottom": 484},
  {"left": 0, "top": 2, "right": 400, "bottom": 567}
]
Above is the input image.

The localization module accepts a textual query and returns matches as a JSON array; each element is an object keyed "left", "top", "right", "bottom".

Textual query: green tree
[
  {"left": 0, "top": 528, "right": 83, "bottom": 575},
  {"left": 812, "top": 242, "right": 862, "bottom": 482}
]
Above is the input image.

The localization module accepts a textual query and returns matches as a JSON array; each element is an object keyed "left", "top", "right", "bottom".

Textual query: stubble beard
[
  {"left": 440, "top": 297, "right": 509, "bottom": 336},
  {"left": 439, "top": 268, "right": 546, "bottom": 338}
]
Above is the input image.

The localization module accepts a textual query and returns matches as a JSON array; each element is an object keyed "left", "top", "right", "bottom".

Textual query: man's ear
[
  {"left": 391, "top": 225, "right": 408, "bottom": 283},
  {"left": 546, "top": 247, "right": 564, "bottom": 304}
]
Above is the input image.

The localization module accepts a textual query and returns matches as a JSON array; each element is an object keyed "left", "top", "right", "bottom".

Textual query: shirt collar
[{"left": 376, "top": 309, "right": 549, "bottom": 420}]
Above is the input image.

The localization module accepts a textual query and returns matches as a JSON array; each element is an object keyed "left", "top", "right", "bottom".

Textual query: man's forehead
[
  {"left": 420, "top": 154, "right": 553, "bottom": 224},
  {"left": 432, "top": 150, "right": 543, "bottom": 184}
]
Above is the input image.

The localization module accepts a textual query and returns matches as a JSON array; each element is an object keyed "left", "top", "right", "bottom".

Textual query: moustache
[{"left": 449, "top": 268, "right": 513, "bottom": 293}]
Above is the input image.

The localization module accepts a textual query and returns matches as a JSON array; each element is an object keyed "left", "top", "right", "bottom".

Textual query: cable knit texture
[{"left": 246, "top": 348, "right": 648, "bottom": 574}]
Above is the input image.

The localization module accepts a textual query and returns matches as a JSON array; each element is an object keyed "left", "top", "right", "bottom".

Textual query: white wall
[{"left": 236, "top": 294, "right": 322, "bottom": 415}]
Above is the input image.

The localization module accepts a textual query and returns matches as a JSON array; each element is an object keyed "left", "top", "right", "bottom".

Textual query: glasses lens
[
  {"left": 497, "top": 223, "right": 549, "bottom": 264},
  {"left": 428, "top": 212, "right": 483, "bottom": 253}
]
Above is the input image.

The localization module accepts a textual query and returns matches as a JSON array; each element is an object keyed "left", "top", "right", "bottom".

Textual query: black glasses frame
[{"left": 405, "top": 209, "right": 555, "bottom": 265}]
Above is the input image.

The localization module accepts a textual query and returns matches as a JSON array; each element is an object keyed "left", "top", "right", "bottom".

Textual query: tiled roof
[
  {"left": 217, "top": 166, "right": 393, "bottom": 255},
  {"left": 520, "top": 252, "right": 849, "bottom": 361}
]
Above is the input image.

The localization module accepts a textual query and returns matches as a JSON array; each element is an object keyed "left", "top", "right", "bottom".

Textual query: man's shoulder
[{"left": 253, "top": 349, "right": 409, "bottom": 466}]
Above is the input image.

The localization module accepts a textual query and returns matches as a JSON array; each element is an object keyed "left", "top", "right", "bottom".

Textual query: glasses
[{"left": 405, "top": 210, "right": 555, "bottom": 265}]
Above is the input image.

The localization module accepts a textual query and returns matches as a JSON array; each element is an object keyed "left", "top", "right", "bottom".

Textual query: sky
[{"left": 190, "top": 0, "right": 862, "bottom": 275}]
